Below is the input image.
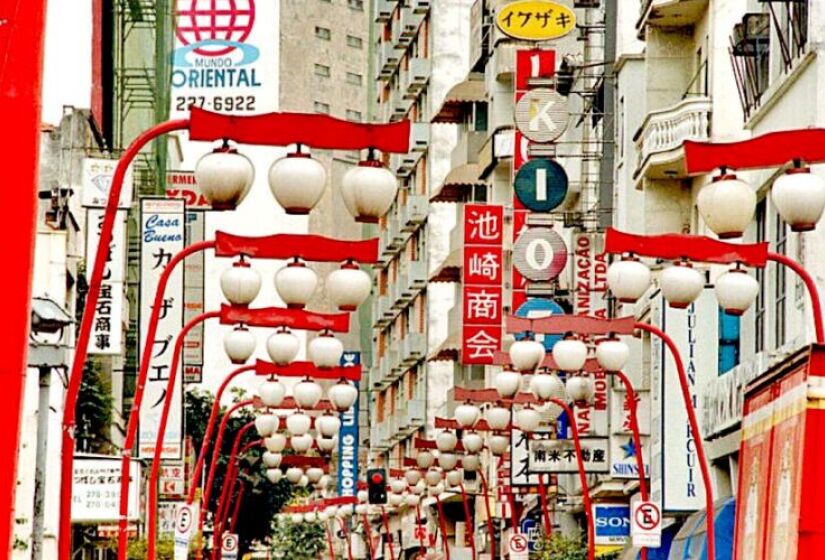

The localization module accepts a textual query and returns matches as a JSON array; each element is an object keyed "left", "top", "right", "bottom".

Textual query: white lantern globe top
[
  {"left": 438, "top": 453, "right": 458, "bottom": 471},
  {"left": 530, "top": 372, "right": 567, "bottom": 401},
  {"left": 607, "top": 257, "right": 651, "bottom": 304},
  {"left": 223, "top": 326, "right": 256, "bottom": 365},
  {"left": 425, "top": 470, "right": 442, "bottom": 487},
  {"left": 515, "top": 407, "right": 542, "bottom": 433},
  {"left": 552, "top": 338, "right": 588, "bottom": 372},
  {"left": 309, "top": 332, "right": 344, "bottom": 369},
  {"left": 255, "top": 414, "right": 278, "bottom": 438},
  {"left": 286, "top": 412, "right": 312, "bottom": 437},
  {"left": 266, "top": 329, "right": 300, "bottom": 366},
  {"left": 455, "top": 403, "right": 481, "bottom": 429},
  {"left": 445, "top": 470, "right": 462, "bottom": 488},
  {"left": 328, "top": 380, "right": 358, "bottom": 412},
  {"left": 462, "top": 433, "right": 484, "bottom": 454},
  {"left": 293, "top": 378, "right": 323, "bottom": 409},
  {"left": 290, "top": 434, "right": 313, "bottom": 454},
  {"left": 306, "top": 467, "right": 325, "bottom": 484},
  {"left": 416, "top": 450, "right": 435, "bottom": 469},
  {"left": 266, "top": 469, "right": 283, "bottom": 484},
  {"left": 194, "top": 145, "right": 254, "bottom": 211},
  {"left": 265, "top": 433, "right": 287, "bottom": 453},
  {"left": 494, "top": 370, "right": 522, "bottom": 399},
  {"left": 405, "top": 470, "right": 422, "bottom": 486},
  {"left": 436, "top": 431, "right": 458, "bottom": 453},
  {"left": 316, "top": 414, "right": 341, "bottom": 438},
  {"left": 342, "top": 158, "right": 399, "bottom": 223},
  {"left": 268, "top": 150, "right": 327, "bottom": 215},
  {"left": 390, "top": 479, "right": 407, "bottom": 494},
  {"left": 697, "top": 173, "right": 756, "bottom": 239},
  {"left": 286, "top": 467, "right": 304, "bottom": 484},
  {"left": 326, "top": 261, "right": 372, "bottom": 311},
  {"left": 509, "top": 338, "right": 546, "bottom": 372},
  {"left": 463, "top": 454, "right": 481, "bottom": 472},
  {"left": 661, "top": 261, "right": 704, "bottom": 309},
  {"left": 486, "top": 406, "right": 511, "bottom": 431},
  {"left": 488, "top": 435, "right": 509, "bottom": 456},
  {"left": 595, "top": 339, "right": 630, "bottom": 372},
  {"left": 263, "top": 452, "right": 283, "bottom": 469},
  {"left": 220, "top": 260, "right": 261, "bottom": 306},
  {"left": 259, "top": 379, "right": 286, "bottom": 408},
  {"left": 275, "top": 259, "right": 318, "bottom": 309},
  {"left": 772, "top": 166, "right": 825, "bottom": 232},
  {"left": 715, "top": 267, "right": 759, "bottom": 316}
]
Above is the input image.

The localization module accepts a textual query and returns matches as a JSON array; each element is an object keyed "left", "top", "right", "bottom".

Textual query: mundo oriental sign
[{"left": 496, "top": 1, "right": 576, "bottom": 42}]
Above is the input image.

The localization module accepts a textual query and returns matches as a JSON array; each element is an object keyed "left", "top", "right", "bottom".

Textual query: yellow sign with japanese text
[{"left": 496, "top": 1, "right": 577, "bottom": 41}]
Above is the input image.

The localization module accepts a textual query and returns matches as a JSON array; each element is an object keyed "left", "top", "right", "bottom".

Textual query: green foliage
[
  {"left": 76, "top": 362, "right": 115, "bottom": 453},
  {"left": 185, "top": 388, "right": 296, "bottom": 553},
  {"left": 535, "top": 532, "right": 589, "bottom": 560},
  {"left": 269, "top": 518, "right": 326, "bottom": 560},
  {"left": 105, "top": 536, "right": 175, "bottom": 559}
]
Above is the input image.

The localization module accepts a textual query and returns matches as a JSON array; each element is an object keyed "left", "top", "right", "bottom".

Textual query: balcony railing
[
  {"left": 400, "top": 332, "right": 427, "bottom": 367},
  {"left": 634, "top": 96, "right": 711, "bottom": 182},
  {"left": 401, "top": 195, "right": 428, "bottom": 232},
  {"left": 637, "top": 0, "right": 709, "bottom": 36},
  {"left": 404, "top": 57, "right": 431, "bottom": 100}
]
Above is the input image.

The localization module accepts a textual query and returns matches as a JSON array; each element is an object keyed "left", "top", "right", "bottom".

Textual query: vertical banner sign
[
  {"left": 461, "top": 204, "right": 504, "bottom": 364},
  {"left": 81, "top": 157, "right": 134, "bottom": 209},
  {"left": 171, "top": 0, "right": 280, "bottom": 118},
  {"left": 338, "top": 352, "right": 361, "bottom": 498},
  {"left": 166, "top": 171, "right": 208, "bottom": 383},
  {"left": 139, "top": 199, "right": 186, "bottom": 459},
  {"left": 86, "top": 210, "right": 127, "bottom": 355},
  {"left": 573, "top": 233, "right": 608, "bottom": 318},
  {"left": 652, "top": 291, "right": 717, "bottom": 512}
]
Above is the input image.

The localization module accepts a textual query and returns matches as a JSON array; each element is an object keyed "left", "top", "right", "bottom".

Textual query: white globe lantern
[
  {"left": 462, "top": 433, "right": 484, "bottom": 454},
  {"left": 515, "top": 407, "right": 541, "bottom": 432},
  {"left": 416, "top": 450, "right": 435, "bottom": 469},
  {"left": 316, "top": 415, "right": 341, "bottom": 438},
  {"left": 405, "top": 470, "right": 422, "bottom": 486},
  {"left": 306, "top": 467, "right": 325, "bottom": 484},
  {"left": 455, "top": 404, "right": 481, "bottom": 429},
  {"left": 259, "top": 379, "right": 286, "bottom": 408},
  {"left": 509, "top": 338, "right": 546, "bottom": 372},
  {"left": 342, "top": 159, "right": 398, "bottom": 223},
  {"left": 436, "top": 431, "right": 457, "bottom": 453},
  {"left": 268, "top": 151, "right": 327, "bottom": 215},
  {"left": 390, "top": 479, "right": 407, "bottom": 494},
  {"left": 661, "top": 262, "right": 704, "bottom": 309},
  {"left": 772, "top": 167, "right": 825, "bottom": 231},
  {"left": 275, "top": 259, "right": 318, "bottom": 309},
  {"left": 529, "top": 372, "right": 567, "bottom": 401},
  {"left": 266, "top": 469, "right": 283, "bottom": 484},
  {"left": 425, "top": 470, "right": 442, "bottom": 487},
  {"left": 411, "top": 481, "right": 426, "bottom": 495},
  {"left": 337, "top": 505, "right": 353, "bottom": 518},
  {"left": 297, "top": 475, "right": 309, "bottom": 488},
  {"left": 194, "top": 146, "right": 254, "bottom": 210},
  {"left": 286, "top": 467, "right": 304, "bottom": 484},
  {"left": 486, "top": 406, "right": 511, "bottom": 431},
  {"left": 265, "top": 433, "right": 287, "bottom": 453},
  {"left": 220, "top": 260, "right": 261, "bottom": 306},
  {"left": 309, "top": 333, "right": 344, "bottom": 369},
  {"left": 355, "top": 504, "right": 367, "bottom": 515},
  {"left": 438, "top": 453, "right": 458, "bottom": 471},
  {"left": 607, "top": 257, "right": 651, "bottom": 304},
  {"left": 290, "top": 513, "right": 304, "bottom": 524},
  {"left": 715, "top": 267, "right": 759, "bottom": 316},
  {"left": 328, "top": 380, "right": 359, "bottom": 412},
  {"left": 552, "top": 338, "right": 588, "bottom": 372},
  {"left": 263, "top": 452, "right": 283, "bottom": 468},
  {"left": 255, "top": 414, "right": 278, "bottom": 438},
  {"left": 429, "top": 483, "right": 445, "bottom": 496},
  {"left": 462, "top": 454, "right": 481, "bottom": 472},
  {"left": 290, "top": 434, "right": 314, "bottom": 453},
  {"left": 494, "top": 370, "right": 522, "bottom": 399},
  {"left": 566, "top": 375, "right": 596, "bottom": 404},
  {"left": 358, "top": 490, "right": 369, "bottom": 503},
  {"left": 445, "top": 470, "right": 462, "bottom": 487},
  {"left": 595, "top": 339, "right": 630, "bottom": 372},
  {"left": 266, "top": 329, "right": 300, "bottom": 366},
  {"left": 389, "top": 493, "right": 404, "bottom": 507},
  {"left": 286, "top": 412, "right": 312, "bottom": 436},
  {"left": 697, "top": 173, "right": 756, "bottom": 239},
  {"left": 316, "top": 435, "right": 337, "bottom": 453},
  {"left": 326, "top": 261, "right": 372, "bottom": 311},
  {"left": 405, "top": 494, "right": 421, "bottom": 507},
  {"left": 294, "top": 378, "right": 323, "bottom": 409},
  {"left": 488, "top": 435, "right": 509, "bottom": 456},
  {"left": 317, "top": 510, "right": 329, "bottom": 522},
  {"left": 318, "top": 475, "right": 332, "bottom": 490},
  {"left": 304, "top": 512, "right": 316, "bottom": 523},
  {"left": 223, "top": 326, "right": 256, "bottom": 365}
]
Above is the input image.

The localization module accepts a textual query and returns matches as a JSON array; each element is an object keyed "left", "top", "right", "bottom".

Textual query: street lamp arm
[
  {"left": 768, "top": 251, "right": 825, "bottom": 344},
  {"left": 457, "top": 482, "right": 476, "bottom": 558},
  {"left": 214, "top": 423, "right": 257, "bottom": 553},
  {"left": 476, "top": 469, "right": 496, "bottom": 560},
  {"left": 635, "top": 322, "right": 715, "bottom": 560}
]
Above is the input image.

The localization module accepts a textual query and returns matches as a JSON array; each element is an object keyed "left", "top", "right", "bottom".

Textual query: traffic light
[{"left": 367, "top": 468, "right": 387, "bottom": 505}]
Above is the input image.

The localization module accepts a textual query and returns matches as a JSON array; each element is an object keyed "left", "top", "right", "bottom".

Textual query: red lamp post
[{"left": 58, "top": 108, "right": 410, "bottom": 560}]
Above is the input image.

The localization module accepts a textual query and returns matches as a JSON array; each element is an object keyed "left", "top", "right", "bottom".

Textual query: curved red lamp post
[
  {"left": 434, "top": 495, "right": 451, "bottom": 560},
  {"left": 380, "top": 507, "right": 397, "bottom": 560},
  {"left": 457, "top": 482, "right": 477, "bottom": 558},
  {"left": 58, "top": 107, "right": 410, "bottom": 560},
  {"left": 362, "top": 510, "right": 375, "bottom": 560},
  {"left": 337, "top": 516, "right": 355, "bottom": 560},
  {"left": 213, "top": 427, "right": 258, "bottom": 555}
]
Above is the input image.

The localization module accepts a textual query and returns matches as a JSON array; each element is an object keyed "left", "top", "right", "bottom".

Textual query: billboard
[
  {"left": 71, "top": 455, "right": 141, "bottom": 522},
  {"left": 86, "top": 209, "right": 127, "bottom": 355}
]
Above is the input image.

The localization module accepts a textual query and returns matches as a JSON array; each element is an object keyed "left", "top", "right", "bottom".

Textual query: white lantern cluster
[
  {"left": 509, "top": 335, "right": 546, "bottom": 372},
  {"left": 223, "top": 325, "right": 256, "bottom": 365}
]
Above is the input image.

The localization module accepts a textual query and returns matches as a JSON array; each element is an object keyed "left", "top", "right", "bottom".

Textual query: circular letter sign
[
  {"left": 514, "top": 158, "right": 568, "bottom": 212},
  {"left": 513, "top": 227, "right": 568, "bottom": 282}
]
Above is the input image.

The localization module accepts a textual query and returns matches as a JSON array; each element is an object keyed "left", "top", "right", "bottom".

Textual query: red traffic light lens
[{"left": 370, "top": 472, "right": 384, "bottom": 485}]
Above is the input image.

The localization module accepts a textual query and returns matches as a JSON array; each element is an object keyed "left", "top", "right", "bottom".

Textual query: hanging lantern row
[
  {"left": 607, "top": 254, "right": 759, "bottom": 315},
  {"left": 220, "top": 258, "right": 372, "bottom": 312},
  {"left": 195, "top": 144, "right": 399, "bottom": 222},
  {"left": 222, "top": 324, "right": 347, "bottom": 369}
]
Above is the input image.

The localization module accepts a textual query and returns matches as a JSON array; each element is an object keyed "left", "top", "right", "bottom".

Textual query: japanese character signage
[
  {"left": 139, "top": 198, "right": 186, "bottom": 460},
  {"left": 71, "top": 455, "right": 141, "bottom": 522},
  {"left": 510, "top": 428, "right": 550, "bottom": 486},
  {"left": 462, "top": 204, "right": 504, "bottom": 364},
  {"left": 572, "top": 370, "right": 609, "bottom": 436},
  {"left": 160, "top": 462, "right": 187, "bottom": 498},
  {"left": 81, "top": 157, "right": 134, "bottom": 209},
  {"left": 529, "top": 437, "right": 610, "bottom": 474},
  {"left": 86, "top": 209, "right": 126, "bottom": 355},
  {"left": 337, "top": 352, "right": 360, "bottom": 498},
  {"left": 496, "top": 1, "right": 576, "bottom": 42}
]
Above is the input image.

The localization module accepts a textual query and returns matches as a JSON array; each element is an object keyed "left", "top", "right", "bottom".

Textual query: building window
[
  {"left": 314, "top": 64, "right": 330, "bottom": 77},
  {"left": 755, "top": 200, "right": 766, "bottom": 353},
  {"left": 346, "top": 72, "right": 363, "bottom": 85},
  {"left": 315, "top": 26, "right": 331, "bottom": 40},
  {"left": 314, "top": 101, "right": 330, "bottom": 114},
  {"left": 347, "top": 35, "right": 363, "bottom": 49},
  {"left": 718, "top": 309, "right": 740, "bottom": 375},
  {"left": 348, "top": 0, "right": 364, "bottom": 10},
  {"left": 775, "top": 213, "right": 788, "bottom": 347},
  {"left": 346, "top": 109, "right": 362, "bottom": 121}
]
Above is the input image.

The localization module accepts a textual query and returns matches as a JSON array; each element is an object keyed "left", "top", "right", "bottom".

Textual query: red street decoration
[
  {"left": 220, "top": 304, "right": 350, "bottom": 332},
  {"left": 506, "top": 314, "right": 637, "bottom": 336},
  {"left": 214, "top": 231, "right": 379, "bottom": 263},
  {"left": 188, "top": 107, "right": 411, "bottom": 153},
  {"left": 435, "top": 417, "right": 500, "bottom": 432},
  {"left": 280, "top": 455, "right": 328, "bottom": 469},
  {"left": 254, "top": 360, "right": 361, "bottom": 382},
  {"left": 684, "top": 128, "right": 825, "bottom": 175}
]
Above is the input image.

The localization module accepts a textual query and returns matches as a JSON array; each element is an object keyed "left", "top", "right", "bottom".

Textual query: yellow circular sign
[{"left": 496, "top": 1, "right": 577, "bottom": 42}]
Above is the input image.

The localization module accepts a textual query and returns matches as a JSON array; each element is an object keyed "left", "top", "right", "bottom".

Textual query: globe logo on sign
[{"left": 174, "top": 0, "right": 259, "bottom": 66}]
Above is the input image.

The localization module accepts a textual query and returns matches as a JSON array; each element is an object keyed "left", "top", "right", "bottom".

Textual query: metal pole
[
  {"left": 477, "top": 469, "right": 496, "bottom": 560},
  {"left": 213, "top": 423, "right": 256, "bottom": 554},
  {"left": 58, "top": 119, "right": 189, "bottom": 560},
  {"left": 768, "top": 251, "right": 825, "bottom": 344},
  {"left": 434, "top": 496, "right": 450, "bottom": 560},
  {"left": 31, "top": 367, "right": 51, "bottom": 560},
  {"left": 457, "top": 482, "right": 476, "bottom": 558},
  {"left": 1, "top": 3, "right": 48, "bottom": 556}
]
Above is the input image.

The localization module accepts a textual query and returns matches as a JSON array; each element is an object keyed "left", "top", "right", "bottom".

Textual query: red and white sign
[
  {"left": 462, "top": 204, "right": 504, "bottom": 365},
  {"left": 165, "top": 171, "right": 211, "bottom": 210},
  {"left": 174, "top": 502, "right": 198, "bottom": 560},
  {"left": 631, "top": 498, "right": 662, "bottom": 548},
  {"left": 573, "top": 370, "right": 609, "bottom": 436},
  {"left": 221, "top": 533, "right": 239, "bottom": 559},
  {"left": 508, "top": 532, "right": 530, "bottom": 560},
  {"left": 160, "top": 463, "right": 186, "bottom": 498},
  {"left": 573, "top": 233, "right": 608, "bottom": 318}
]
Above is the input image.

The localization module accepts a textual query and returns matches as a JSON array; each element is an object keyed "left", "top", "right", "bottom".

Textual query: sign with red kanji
[
  {"left": 464, "top": 204, "right": 504, "bottom": 245},
  {"left": 462, "top": 325, "right": 502, "bottom": 364},
  {"left": 463, "top": 246, "right": 503, "bottom": 285}
]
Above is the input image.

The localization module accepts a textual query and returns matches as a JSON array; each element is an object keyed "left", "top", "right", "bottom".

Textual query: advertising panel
[
  {"left": 337, "top": 352, "right": 360, "bottom": 498},
  {"left": 71, "top": 455, "right": 141, "bottom": 522},
  {"left": 86, "top": 209, "right": 127, "bottom": 355}
]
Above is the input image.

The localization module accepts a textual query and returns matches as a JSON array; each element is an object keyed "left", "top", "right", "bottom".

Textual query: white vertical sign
[
  {"left": 81, "top": 157, "right": 134, "bottom": 208},
  {"left": 651, "top": 290, "right": 717, "bottom": 511},
  {"left": 139, "top": 198, "right": 186, "bottom": 459},
  {"left": 174, "top": 502, "right": 198, "bottom": 560},
  {"left": 86, "top": 209, "right": 127, "bottom": 355}
]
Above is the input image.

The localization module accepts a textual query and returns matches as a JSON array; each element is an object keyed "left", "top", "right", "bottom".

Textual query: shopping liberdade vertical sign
[{"left": 338, "top": 352, "right": 360, "bottom": 498}]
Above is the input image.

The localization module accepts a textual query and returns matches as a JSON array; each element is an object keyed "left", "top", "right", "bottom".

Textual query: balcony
[
  {"left": 410, "top": 122, "right": 430, "bottom": 151},
  {"left": 373, "top": 294, "right": 394, "bottom": 328},
  {"left": 379, "top": 41, "right": 402, "bottom": 78},
  {"left": 400, "top": 7, "right": 424, "bottom": 41},
  {"left": 375, "top": 0, "right": 395, "bottom": 23},
  {"left": 411, "top": 0, "right": 430, "bottom": 14},
  {"left": 637, "top": 0, "right": 709, "bottom": 37},
  {"left": 407, "top": 259, "right": 427, "bottom": 292},
  {"left": 406, "top": 399, "right": 426, "bottom": 429},
  {"left": 404, "top": 57, "right": 431, "bottom": 100},
  {"left": 633, "top": 96, "right": 711, "bottom": 183},
  {"left": 401, "top": 195, "right": 428, "bottom": 232},
  {"left": 370, "top": 420, "right": 391, "bottom": 450},
  {"left": 370, "top": 365, "right": 383, "bottom": 390},
  {"left": 400, "top": 332, "right": 427, "bottom": 367}
]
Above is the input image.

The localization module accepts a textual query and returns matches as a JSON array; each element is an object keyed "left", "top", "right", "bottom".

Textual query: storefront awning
[
  {"left": 620, "top": 522, "right": 679, "bottom": 560},
  {"left": 429, "top": 248, "right": 461, "bottom": 283},
  {"left": 428, "top": 331, "right": 460, "bottom": 362},
  {"left": 430, "top": 164, "right": 485, "bottom": 203},
  {"left": 431, "top": 74, "right": 487, "bottom": 123},
  {"left": 667, "top": 497, "right": 735, "bottom": 560}
]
